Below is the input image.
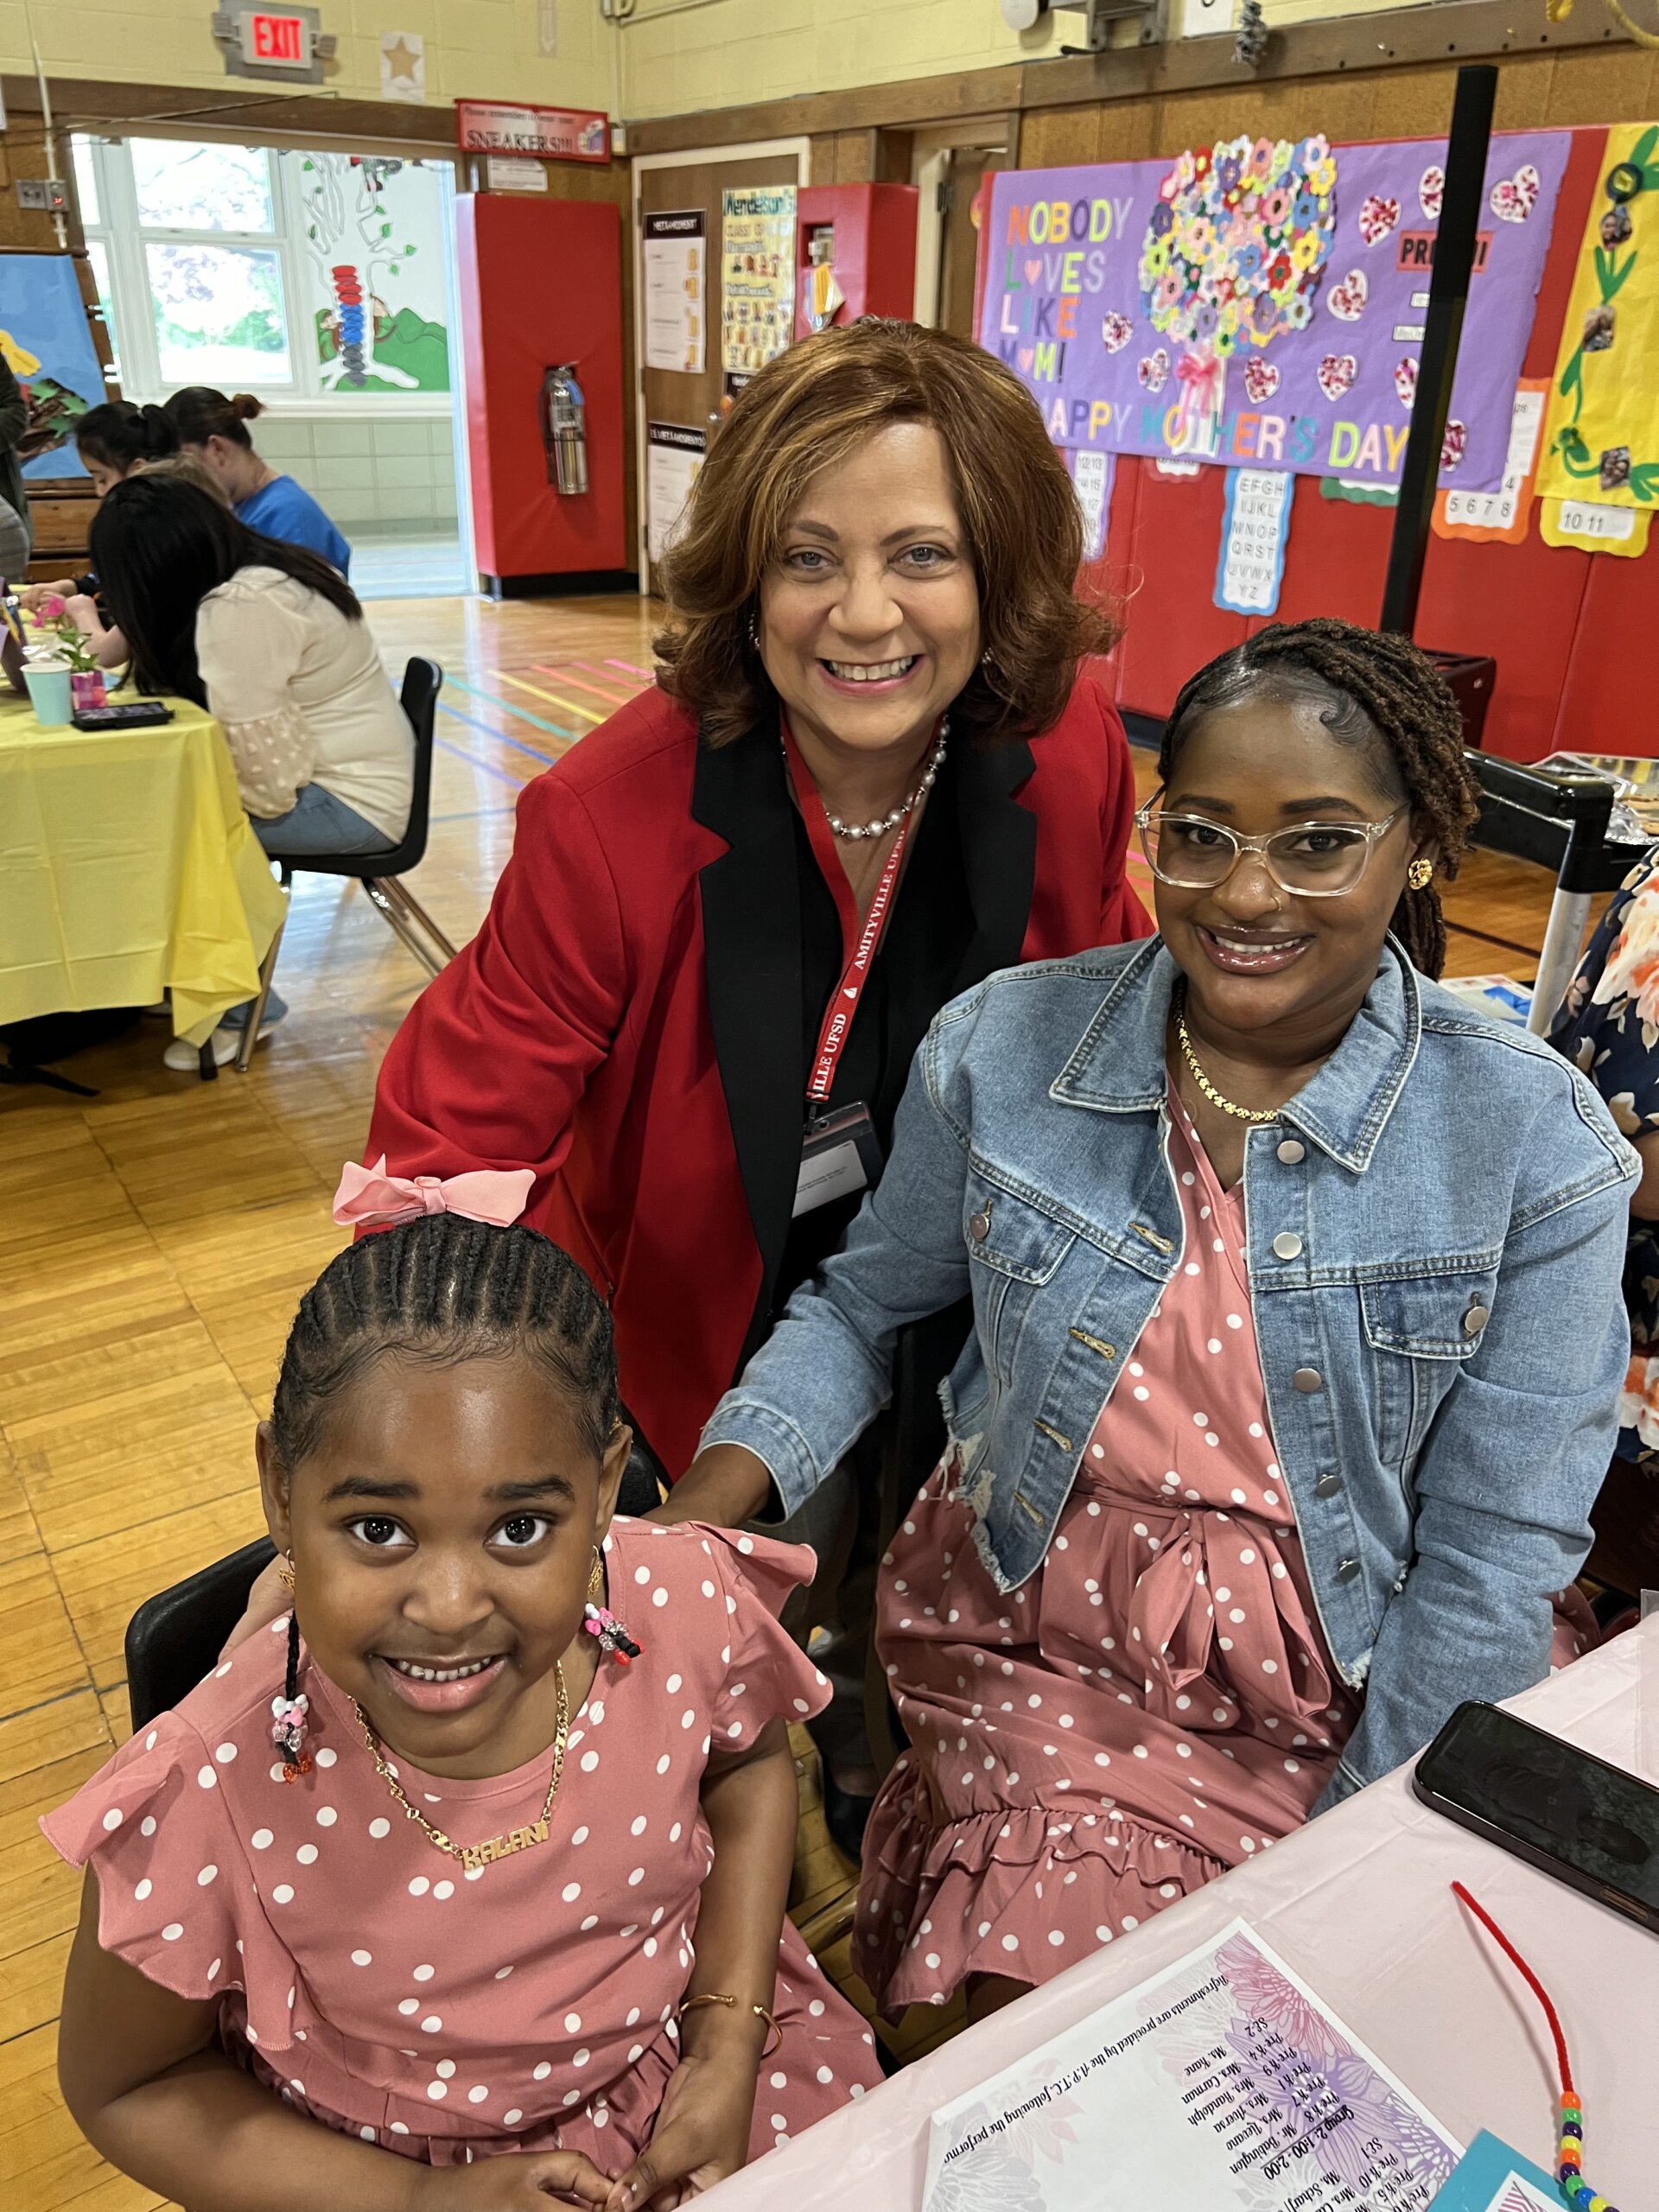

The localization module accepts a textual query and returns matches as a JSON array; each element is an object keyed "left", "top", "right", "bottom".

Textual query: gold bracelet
[{"left": 677, "top": 1990, "right": 783, "bottom": 2060}]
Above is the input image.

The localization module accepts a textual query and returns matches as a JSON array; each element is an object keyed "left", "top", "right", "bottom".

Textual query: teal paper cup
[{"left": 23, "top": 664, "right": 74, "bottom": 728}]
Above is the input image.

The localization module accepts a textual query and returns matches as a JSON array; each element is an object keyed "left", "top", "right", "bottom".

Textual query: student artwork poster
[{"left": 978, "top": 132, "right": 1570, "bottom": 493}]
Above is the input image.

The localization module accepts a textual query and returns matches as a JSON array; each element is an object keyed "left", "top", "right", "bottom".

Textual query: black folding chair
[
  {"left": 124, "top": 1537, "right": 277, "bottom": 1734},
  {"left": 1464, "top": 751, "right": 1652, "bottom": 1034},
  {"left": 237, "top": 657, "right": 454, "bottom": 1073}
]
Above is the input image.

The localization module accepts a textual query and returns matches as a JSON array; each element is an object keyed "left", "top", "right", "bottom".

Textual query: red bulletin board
[{"left": 1091, "top": 125, "right": 1655, "bottom": 761}]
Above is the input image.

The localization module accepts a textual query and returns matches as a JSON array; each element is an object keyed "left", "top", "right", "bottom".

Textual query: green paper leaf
[{"left": 1632, "top": 125, "right": 1658, "bottom": 170}]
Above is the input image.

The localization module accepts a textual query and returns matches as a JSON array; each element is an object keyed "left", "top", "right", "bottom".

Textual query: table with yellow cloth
[{"left": 0, "top": 694, "right": 288, "bottom": 1050}]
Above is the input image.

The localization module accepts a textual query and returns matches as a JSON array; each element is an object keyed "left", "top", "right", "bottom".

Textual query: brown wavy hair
[{"left": 654, "top": 319, "right": 1118, "bottom": 749}]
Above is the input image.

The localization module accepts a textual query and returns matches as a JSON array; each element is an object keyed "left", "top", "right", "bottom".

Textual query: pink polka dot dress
[
  {"left": 43, "top": 1522, "right": 880, "bottom": 2169},
  {"left": 857, "top": 1096, "right": 1597, "bottom": 2011},
  {"left": 855, "top": 1098, "right": 1362, "bottom": 2011}
]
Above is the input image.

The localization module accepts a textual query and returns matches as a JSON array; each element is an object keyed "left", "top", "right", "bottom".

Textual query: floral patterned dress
[{"left": 1550, "top": 849, "right": 1659, "bottom": 1469}]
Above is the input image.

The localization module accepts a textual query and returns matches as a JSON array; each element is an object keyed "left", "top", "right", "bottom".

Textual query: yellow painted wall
[
  {"left": 0, "top": 0, "right": 1445, "bottom": 123},
  {"left": 0, "top": 0, "right": 615, "bottom": 111},
  {"left": 610, "top": 0, "right": 1442, "bottom": 123}
]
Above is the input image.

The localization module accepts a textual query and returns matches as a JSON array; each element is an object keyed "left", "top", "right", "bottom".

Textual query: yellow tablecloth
[{"left": 0, "top": 694, "right": 288, "bottom": 1049}]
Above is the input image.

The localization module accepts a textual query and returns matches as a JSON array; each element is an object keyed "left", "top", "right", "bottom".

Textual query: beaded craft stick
[{"left": 1451, "top": 1882, "right": 1621, "bottom": 2212}]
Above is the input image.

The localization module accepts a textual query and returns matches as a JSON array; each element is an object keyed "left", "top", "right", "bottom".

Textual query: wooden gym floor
[{"left": 0, "top": 594, "right": 1560, "bottom": 2211}]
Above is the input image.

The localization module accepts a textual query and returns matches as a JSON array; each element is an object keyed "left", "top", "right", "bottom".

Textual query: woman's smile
[
  {"left": 817, "top": 653, "right": 923, "bottom": 693},
  {"left": 1194, "top": 924, "right": 1315, "bottom": 976}
]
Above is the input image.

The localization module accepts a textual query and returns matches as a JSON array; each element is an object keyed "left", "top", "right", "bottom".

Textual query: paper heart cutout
[
  {"left": 1024, "top": 258, "right": 1043, "bottom": 283},
  {"left": 1101, "top": 311, "right": 1133, "bottom": 353},
  {"left": 1489, "top": 163, "right": 1541, "bottom": 224},
  {"left": 1017, "top": 346, "right": 1034, "bottom": 374},
  {"left": 1137, "top": 348, "right": 1170, "bottom": 393},
  {"left": 1243, "top": 357, "right": 1281, "bottom": 404},
  {"left": 1357, "top": 194, "right": 1401, "bottom": 247},
  {"left": 1420, "top": 166, "right": 1445, "bottom": 220},
  {"left": 1327, "top": 269, "right": 1369, "bottom": 322},
  {"left": 1394, "top": 357, "right": 1418, "bottom": 408},
  {"left": 1440, "top": 420, "right": 1467, "bottom": 473},
  {"left": 1318, "top": 353, "right": 1357, "bottom": 401}
]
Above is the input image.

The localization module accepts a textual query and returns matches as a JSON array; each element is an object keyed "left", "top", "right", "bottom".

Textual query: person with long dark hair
[
  {"left": 90, "top": 474, "right": 411, "bottom": 1064},
  {"left": 163, "top": 386, "right": 351, "bottom": 575}
]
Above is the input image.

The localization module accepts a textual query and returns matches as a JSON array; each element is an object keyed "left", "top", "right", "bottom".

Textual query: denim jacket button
[
  {"left": 1335, "top": 1556, "right": 1361, "bottom": 1583},
  {"left": 1272, "top": 1230, "right": 1303, "bottom": 1261},
  {"left": 1292, "top": 1366, "right": 1323, "bottom": 1393},
  {"left": 969, "top": 1208, "right": 992, "bottom": 1243},
  {"left": 1314, "top": 1471, "right": 1342, "bottom": 1497},
  {"left": 1462, "top": 1301, "right": 1491, "bottom": 1336},
  {"left": 1276, "top": 1138, "right": 1306, "bottom": 1165}
]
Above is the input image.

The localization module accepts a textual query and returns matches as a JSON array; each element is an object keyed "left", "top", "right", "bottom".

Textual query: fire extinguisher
[{"left": 542, "top": 365, "right": 588, "bottom": 495}]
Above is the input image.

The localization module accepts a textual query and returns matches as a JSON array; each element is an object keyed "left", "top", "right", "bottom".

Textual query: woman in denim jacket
[{"left": 667, "top": 620, "right": 1635, "bottom": 2018}]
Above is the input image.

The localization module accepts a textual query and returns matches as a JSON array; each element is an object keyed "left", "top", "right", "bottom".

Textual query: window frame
[{"left": 73, "top": 133, "right": 452, "bottom": 416}]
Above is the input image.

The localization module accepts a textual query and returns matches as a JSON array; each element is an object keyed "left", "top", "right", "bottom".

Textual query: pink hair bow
[{"left": 332, "top": 1155, "right": 535, "bottom": 1230}]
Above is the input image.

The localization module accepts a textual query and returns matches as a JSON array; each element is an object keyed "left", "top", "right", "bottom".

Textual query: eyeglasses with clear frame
[{"left": 1134, "top": 798, "right": 1410, "bottom": 898}]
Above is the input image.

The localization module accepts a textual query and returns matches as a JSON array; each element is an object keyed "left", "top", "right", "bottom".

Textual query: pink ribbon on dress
[{"left": 332, "top": 1155, "right": 535, "bottom": 1230}]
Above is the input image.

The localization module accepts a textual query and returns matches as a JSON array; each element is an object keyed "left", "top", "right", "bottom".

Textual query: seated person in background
[
  {"left": 90, "top": 474, "right": 411, "bottom": 1060},
  {"left": 21, "top": 405, "right": 226, "bottom": 667},
  {"left": 43, "top": 1199, "right": 880, "bottom": 2212},
  {"left": 1549, "top": 855, "right": 1659, "bottom": 1599},
  {"left": 673, "top": 618, "right": 1633, "bottom": 2023},
  {"left": 164, "top": 385, "right": 352, "bottom": 576}
]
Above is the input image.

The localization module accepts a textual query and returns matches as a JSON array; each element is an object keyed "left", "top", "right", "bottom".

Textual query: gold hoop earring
[
  {"left": 278, "top": 1552, "right": 296, "bottom": 1592},
  {"left": 1407, "top": 859, "right": 1433, "bottom": 891}
]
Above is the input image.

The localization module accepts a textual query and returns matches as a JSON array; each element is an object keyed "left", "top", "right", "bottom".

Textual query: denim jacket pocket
[
  {"left": 1358, "top": 1268, "right": 1498, "bottom": 1468},
  {"left": 963, "top": 1170, "right": 1077, "bottom": 1388}
]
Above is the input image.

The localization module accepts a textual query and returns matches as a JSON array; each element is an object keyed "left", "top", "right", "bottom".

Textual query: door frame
[
  {"left": 631, "top": 137, "right": 811, "bottom": 596},
  {"left": 907, "top": 118, "right": 1015, "bottom": 334}
]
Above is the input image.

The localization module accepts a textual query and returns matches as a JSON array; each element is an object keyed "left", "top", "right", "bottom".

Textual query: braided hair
[
  {"left": 1159, "top": 618, "right": 1481, "bottom": 980},
  {"left": 270, "top": 1216, "right": 618, "bottom": 1471}
]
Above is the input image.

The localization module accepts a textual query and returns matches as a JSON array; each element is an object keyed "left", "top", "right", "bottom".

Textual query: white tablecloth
[{"left": 715, "top": 1621, "right": 1659, "bottom": 2208}]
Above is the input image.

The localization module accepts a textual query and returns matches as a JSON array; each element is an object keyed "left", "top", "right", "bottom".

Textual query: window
[{"left": 74, "top": 137, "right": 453, "bottom": 405}]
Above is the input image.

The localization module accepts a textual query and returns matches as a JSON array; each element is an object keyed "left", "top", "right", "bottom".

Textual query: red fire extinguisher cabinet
[{"left": 455, "top": 193, "right": 632, "bottom": 597}]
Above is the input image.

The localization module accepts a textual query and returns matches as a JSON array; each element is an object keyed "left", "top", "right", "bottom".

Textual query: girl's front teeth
[
  {"left": 825, "top": 657, "right": 918, "bottom": 682},
  {"left": 388, "top": 1656, "right": 496, "bottom": 1683}
]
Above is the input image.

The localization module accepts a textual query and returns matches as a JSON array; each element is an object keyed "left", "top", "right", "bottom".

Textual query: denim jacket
[{"left": 702, "top": 938, "right": 1637, "bottom": 1801}]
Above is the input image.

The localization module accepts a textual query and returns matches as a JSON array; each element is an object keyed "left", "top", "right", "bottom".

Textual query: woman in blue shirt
[{"left": 163, "top": 386, "right": 351, "bottom": 576}]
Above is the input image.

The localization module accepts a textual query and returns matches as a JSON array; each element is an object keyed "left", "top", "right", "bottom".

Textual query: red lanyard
[{"left": 781, "top": 720, "right": 916, "bottom": 1109}]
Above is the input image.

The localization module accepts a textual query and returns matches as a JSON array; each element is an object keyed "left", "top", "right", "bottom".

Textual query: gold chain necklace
[
  {"left": 1174, "top": 992, "right": 1280, "bottom": 1126},
  {"left": 351, "top": 1662, "right": 569, "bottom": 1874}
]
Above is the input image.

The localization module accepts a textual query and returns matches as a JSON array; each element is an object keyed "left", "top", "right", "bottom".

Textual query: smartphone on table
[{"left": 1414, "top": 1700, "right": 1659, "bottom": 1935}]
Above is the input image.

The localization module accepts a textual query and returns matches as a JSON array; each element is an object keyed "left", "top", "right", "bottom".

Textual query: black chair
[
  {"left": 124, "top": 1536, "right": 276, "bottom": 1733},
  {"left": 1464, "top": 750, "right": 1652, "bottom": 1034},
  {"left": 237, "top": 656, "right": 455, "bottom": 1073}
]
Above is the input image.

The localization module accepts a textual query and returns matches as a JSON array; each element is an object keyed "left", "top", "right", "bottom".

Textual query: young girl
[{"left": 45, "top": 1180, "right": 880, "bottom": 2210}]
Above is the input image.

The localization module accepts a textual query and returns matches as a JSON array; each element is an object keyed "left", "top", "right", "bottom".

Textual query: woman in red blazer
[{"left": 367, "top": 322, "right": 1148, "bottom": 1484}]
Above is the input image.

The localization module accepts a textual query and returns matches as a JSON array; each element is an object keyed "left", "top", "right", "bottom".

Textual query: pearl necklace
[{"left": 792, "top": 721, "right": 949, "bottom": 842}]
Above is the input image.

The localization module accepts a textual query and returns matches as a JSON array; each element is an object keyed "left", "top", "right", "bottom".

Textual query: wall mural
[
  {"left": 0, "top": 255, "right": 106, "bottom": 480},
  {"left": 289, "top": 153, "right": 451, "bottom": 394}
]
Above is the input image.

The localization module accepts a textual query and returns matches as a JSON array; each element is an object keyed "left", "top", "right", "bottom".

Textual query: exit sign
[{"left": 239, "top": 10, "right": 309, "bottom": 63}]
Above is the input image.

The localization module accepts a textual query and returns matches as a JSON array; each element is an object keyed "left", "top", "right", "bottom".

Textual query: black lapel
[
  {"left": 949, "top": 736, "right": 1038, "bottom": 999},
  {"left": 692, "top": 712, "right": 804, "bottom": 1363}
]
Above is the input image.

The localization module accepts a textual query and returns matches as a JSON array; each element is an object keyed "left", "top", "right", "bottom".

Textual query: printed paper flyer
[
  {"left": 721, "top": 185, "right": 796, "bottom": 374},
  {"left": 977, "top": 131, "right": 1569, "bottom": 492},
  {"left": 924, "top": 1920, "right": 1459, "bottom": 2212}
]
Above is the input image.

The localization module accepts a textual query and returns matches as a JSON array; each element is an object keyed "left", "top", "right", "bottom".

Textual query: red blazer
[{"left": 367, "top": 671, "right": 1150, "bottom": 1474}]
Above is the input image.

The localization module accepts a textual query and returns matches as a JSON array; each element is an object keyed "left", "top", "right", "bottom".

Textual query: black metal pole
[{"left": 1379, "top": 63, "right": 1497, "bottom": 636}]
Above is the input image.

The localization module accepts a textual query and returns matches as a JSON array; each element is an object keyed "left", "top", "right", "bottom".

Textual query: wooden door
[
  {"left": 637, "top": 152, "right": 800, "bottom": 595},
  {"left": 938, "top": 147, "right": 1008, "bottom": 342}
]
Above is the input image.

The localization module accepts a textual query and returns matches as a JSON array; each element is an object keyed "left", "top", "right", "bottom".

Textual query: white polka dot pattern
[{"left": 40, "top": 1518, "right": 875, "bottom": 2165}]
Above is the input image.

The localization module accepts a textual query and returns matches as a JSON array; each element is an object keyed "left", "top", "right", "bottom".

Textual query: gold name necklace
[
  {"left": 351, "top": 1662, "right": 569, "bottom": 1874},
  {"left": 1173, "top": 988, "right": 1281, "bottom": 1127}
]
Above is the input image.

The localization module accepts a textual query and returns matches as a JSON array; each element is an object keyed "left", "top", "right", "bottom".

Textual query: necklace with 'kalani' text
[{"left": 351, "top": 1663, "right": 569, "bottom": 1872}]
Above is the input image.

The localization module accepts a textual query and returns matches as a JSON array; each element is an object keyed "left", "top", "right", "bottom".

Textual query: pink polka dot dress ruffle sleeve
[{"left": 42, "top": 1520, "right": 880, "bottom": 2171}]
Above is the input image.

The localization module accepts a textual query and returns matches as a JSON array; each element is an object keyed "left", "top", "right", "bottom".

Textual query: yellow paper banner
[
  {"left": 1538, "top": 496, "right": 1654, "bottom": 556},
  {"left": 1538, "top": 123, "right": 1659, "bottom": 507}
]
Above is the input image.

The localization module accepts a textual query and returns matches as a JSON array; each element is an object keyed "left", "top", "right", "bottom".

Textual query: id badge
[{"left": 792, "top": 1103, "right": 886, "bottom": 1219}]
